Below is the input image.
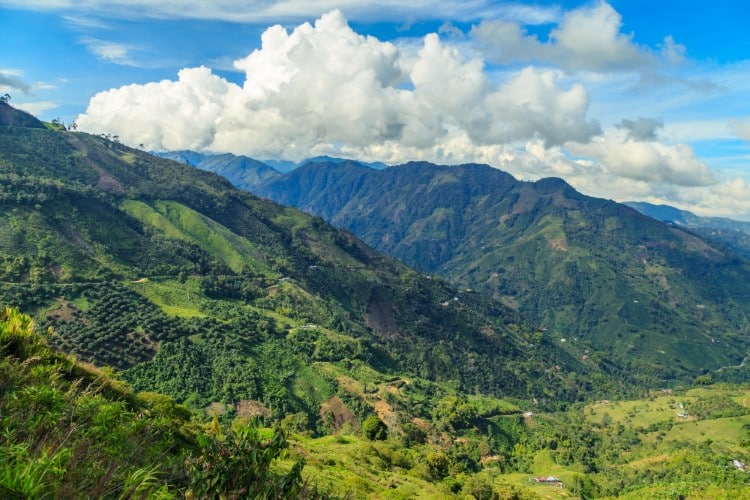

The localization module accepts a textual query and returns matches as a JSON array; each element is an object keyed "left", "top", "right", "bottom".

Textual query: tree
[
  {"left": 362, "top": 415, "right": 387, "bottom": 441},
  {"left": 0, "top": 93, "right": 10, "bottom": 103},
  {"left": 425, "top": 451, "right": 449, "bottom": 480}
]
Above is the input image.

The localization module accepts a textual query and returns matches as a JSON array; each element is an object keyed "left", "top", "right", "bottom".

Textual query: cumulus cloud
[
  {"left": 78, "top": 66, "right": 231, "bottom": 151},
  {"left": 567, "top": 127, "right": 716, "bottom": 187},
  {"left": 76, "top": 10, "right": 599, "bottom": 159},
  {"left": 471, "top": 1, "right": 675, "bottom": 73},
  {"left": 487, "top": 140, "right": 750, "bottom": 221},
  {"left": 617, "top": 117, "right": 663, "bottom": 141},
  {"left": 71, "top": 7, "right": 748, "bottom": 219}
]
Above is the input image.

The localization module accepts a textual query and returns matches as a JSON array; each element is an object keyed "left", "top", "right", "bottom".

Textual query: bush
[
  {"left": 187, "top": 423, "right": 304, "bottom": 499},
  {"left": 362, "top": 415, "right": 387, "bottom": 441}
]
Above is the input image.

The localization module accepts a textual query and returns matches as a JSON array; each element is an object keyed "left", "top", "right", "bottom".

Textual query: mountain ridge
[
  {"left": 252, "top": 160, "right": 750, "bottom": 381},
  {"left": 0, "top": 104, "right": 622, "bottom": 412}
]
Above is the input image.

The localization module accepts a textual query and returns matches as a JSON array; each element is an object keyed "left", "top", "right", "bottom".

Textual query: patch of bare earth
[
  {"left": 235, "top": 400, "right": 272, "bottom": 419},
  {"left": 548, "top": 238, "right": 568, "bottom": 252},
  {"left": 374, "top": 396, "right": 398, "bottom": 428},
  {"left": 45, "top": 298, "right": 77, "bottom": 322},
  {"left": 320, "top": 397, "right": 359, "bottom": 432}
]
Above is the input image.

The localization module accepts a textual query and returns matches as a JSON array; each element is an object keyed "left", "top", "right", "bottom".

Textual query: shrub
[{"left": 362, "top": 415, "right": 387, "bottom": 441}]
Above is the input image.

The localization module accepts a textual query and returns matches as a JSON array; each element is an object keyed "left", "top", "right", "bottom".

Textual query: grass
[
  {"left": 126, "top": 276, "right": 205, "bottom": 318},
  {"left": 662, "top": 416, "right": 750, "bottom": 455},
  {"left": 120, "top": 199, "right": 270, "bottom": 274},
  {"left": 585, "top": 396, "right": 687, "bottom": 428},
  {"left": 291, "top": 434, "right": 452, "bottom": 498}
]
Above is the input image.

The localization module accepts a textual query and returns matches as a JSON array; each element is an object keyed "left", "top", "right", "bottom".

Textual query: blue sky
[{"left": 2, "top": 1, "right": 750, "bottom": 219}]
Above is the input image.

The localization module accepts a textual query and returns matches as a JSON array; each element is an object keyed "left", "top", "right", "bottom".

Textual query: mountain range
[
  {"left": 0, "top": 101, "right": 619, "bottom": 412},
  {"left": 170, "top": 152, "right": 750, "bottom": 383},
  {"left": 625, "top": 201, "right": 750, "bottom": 259},
  {"left": 5, "top": 103, "right": 750, "bottom": 498}
]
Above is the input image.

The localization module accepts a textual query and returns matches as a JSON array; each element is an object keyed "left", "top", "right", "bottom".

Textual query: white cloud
[
  {"left": 0, "top": 0, "right": 560, "bottom": 24},
  {"left": 484, "top": 140, "right": 750, "bottom": 221},
  {"left": 69, "top": 7, "right": 750, "bottom": 220},
  {"left": 665, "top": 178, "right": 750, "bottom": 220},
  {"left": 79, "top": 37, "right": 138, "bottom": 65},
  {"left": 77, "top": 66, "right": 231, "bottom": 150},
  {"left": 471, "top": 1, "right": 673, "bottom": 73},
  {"left": 15, "top": 100, "right": 58, "bottom": 115},
  {"left": 567, "top": 127, "right": 716, "bottom": 187},
  {"left": 76, "top": 10, "right": 599, "bottom": 159},
  {"left": 732, "top": 118, "right": 750, "bottom": 141}
]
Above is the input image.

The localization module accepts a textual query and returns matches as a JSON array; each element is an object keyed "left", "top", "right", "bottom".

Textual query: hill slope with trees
[
  {"left": 4, "top": 103, "right": 750, "bottom": 498},
  {"left": 0, "top": 102, "right": 622, "bottom": 414},
  {"left": 254, "top": 160, "right": 750, "bottom": 384}
]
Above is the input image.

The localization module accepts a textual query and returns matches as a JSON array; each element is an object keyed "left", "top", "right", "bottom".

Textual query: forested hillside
[
  {"left": 0, "top": 102, "right": 621, "bottom": 415},
  {"left": 255, "top": 160, "right": 750, "bottom": 383},
  {"left": 3, "top": 103, "right": 750, "bottom": 497}
]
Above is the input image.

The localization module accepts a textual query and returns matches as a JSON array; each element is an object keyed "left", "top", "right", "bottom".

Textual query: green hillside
[
  {"left": 255, "top": 161, "right": 750, "bottom": 384},
  {"left": 4, "top": 307, "right": 749, "bottom": 498},
  {"left": 0, "top": 105, "right": 626, "bottom": 414},
  {"left": 4, "top": 104, "right": 750, "bottom": 497}
]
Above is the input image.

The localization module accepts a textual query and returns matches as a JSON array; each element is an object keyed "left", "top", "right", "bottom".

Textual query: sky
[{"left": 2, "top": 1, "right": 750, "bottom": 220}]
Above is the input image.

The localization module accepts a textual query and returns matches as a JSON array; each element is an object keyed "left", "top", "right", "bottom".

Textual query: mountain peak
[
  {"left": 0, "top": 102, "right": 46, "bottom": 129},
  {"left": 532, "top": 176, "right": 570, "bottom": 191}
]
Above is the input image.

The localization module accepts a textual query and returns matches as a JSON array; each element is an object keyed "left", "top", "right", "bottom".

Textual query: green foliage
[
  {"left": 0, "top": 121, "right": 645, "bottom": 412},
  {"left": 424, "top": 451, "right": 450, "bottom": 480},
  {"left": 0, "top": 308, "right": 331, "bottom": 498},
  {"left": 187, "top": 423, "right": 304, "bottom": 499},
  {"left": 256, "top": 161, "right": 750, "bottom": 384},
  {"left": 4, "top": 110, "right": 750, "bottom": 497},
  {"left": 0, "top": 306, "right": 43, "bottom": 359},
  {"left": 0, "top": 309, "right": 190, "bottom": 497},
  {"left": 362, "top": 415, "right": 387, "bottom": 441}
]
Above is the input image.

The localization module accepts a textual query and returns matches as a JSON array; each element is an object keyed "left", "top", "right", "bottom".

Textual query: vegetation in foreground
[
  {"left": 0, "top": 307, "right": 320, "bottom": 498},
  {"left": 3, "top": 308, "right": 750, "bottom": 499}
]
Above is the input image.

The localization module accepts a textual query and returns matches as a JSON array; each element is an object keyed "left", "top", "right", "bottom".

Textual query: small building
[{"left": 533, "top": 476, "right": 564, "bottom": 486}]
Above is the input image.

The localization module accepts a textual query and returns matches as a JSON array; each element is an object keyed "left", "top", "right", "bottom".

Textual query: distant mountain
[
  {"left": 626, "top": 201, "right": 750, "bottom": 258},
  {"left": 153, "top": 149, "right": 208, "bottom": 167},
  {"left": 625, "top": 201, "right": 750, "bottom": 233},
  {"left": 152, "top": 151, "right": 387, "bottom": 189},
  {"left": 254, "top": 161, "right": 750, "bottom": 381},
  {"left": 302, "top": 155, "right": 388, "bottom": 170},
  {"left": 153, "top": 150, "right": 281, "bottom": 190},
  {"left": 262, "top": 158, "right": 298, "bottom": 173}
]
